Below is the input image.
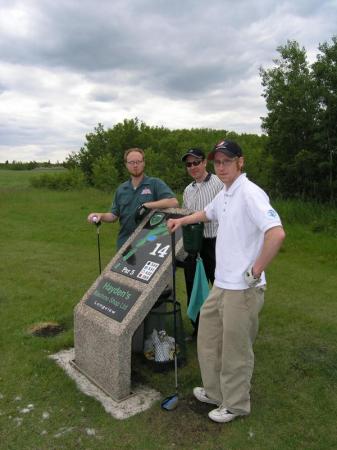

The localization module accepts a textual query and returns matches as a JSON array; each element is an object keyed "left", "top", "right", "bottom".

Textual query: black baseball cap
[
  {"left": 207, "top": 139, "right": 243, "bottom": 160},
  {"left": 181, "top": 148, "right": 205, "bottom": 162}
]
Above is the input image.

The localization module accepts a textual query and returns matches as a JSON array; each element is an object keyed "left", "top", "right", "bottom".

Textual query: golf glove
[
  {"left": 244, "top": 265, "right": 261, "bottom": 287},
  {"left": 134, "top": 203, "right": 150, "bottom": 224}
]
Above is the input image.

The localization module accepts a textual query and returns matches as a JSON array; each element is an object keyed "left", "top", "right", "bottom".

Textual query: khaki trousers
[{"left": 197, "top": 285, "right": 264, "bottom": 415}]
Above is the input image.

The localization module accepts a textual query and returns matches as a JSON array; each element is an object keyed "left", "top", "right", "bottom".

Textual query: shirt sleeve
[
  {"left": 182, "top": 188, "right": 188, "bottom": 209},
  {"left": 110, "top": 190, "right": 120, "bottom": 217},
  {"left": 204, "top": 191, "right": 222, "bottom": 222},
  {"left": 153, "top": 178, "right": 175, "bottom": 200},
  {"left": 244, "top": 186, "right": 282, "bottom": 233}
]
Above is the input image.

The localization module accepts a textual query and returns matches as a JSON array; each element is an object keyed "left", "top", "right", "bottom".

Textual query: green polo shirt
[{"left": 111, "top": 175, "right": 175, "bottom": 249}]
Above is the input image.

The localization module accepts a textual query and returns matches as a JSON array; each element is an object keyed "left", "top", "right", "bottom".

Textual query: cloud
[{"left": 0, "top": 0, "right": 336, "bottom": 161}]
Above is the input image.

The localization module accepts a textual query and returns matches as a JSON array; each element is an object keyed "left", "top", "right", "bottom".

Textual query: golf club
[
  {"left": 161, "top": 230, "right": 179, "bottom": 411},
  {"left": 92, "top": 216, "right": 102, "bottom": 275}
]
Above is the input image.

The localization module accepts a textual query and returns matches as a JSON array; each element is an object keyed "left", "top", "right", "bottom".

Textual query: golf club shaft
[
  {"left": 171, "top": 231, "right": 178, "bottom": 394},
  {"left": 160, "top": 231, "right": 179, "bottom": 411},
  {"left": 97, "top": 227, "right": 102, "bottom": 274}
]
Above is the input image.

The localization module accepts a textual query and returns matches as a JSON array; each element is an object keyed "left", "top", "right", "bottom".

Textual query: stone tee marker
[{"left": 73, "top": 208, "right": 186, "bottom": 402}]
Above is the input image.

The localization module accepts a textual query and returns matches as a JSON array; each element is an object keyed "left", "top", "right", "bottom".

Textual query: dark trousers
[{"left": 183, "top": 237, "right": 216, "bottom": 333}]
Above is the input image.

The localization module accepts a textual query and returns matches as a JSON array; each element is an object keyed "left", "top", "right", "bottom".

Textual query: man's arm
[
  {"left": 167, "top": 210, "right": 208, "bottom": 233},
  {"left": 252, "top": 226, "right": 286, "bottom": 277},
  {"left": 143, "top": 197, "right": 179, "bottom": 210},
  {"left": 144, "top": 178, "right": 180, "bottom": 210},
  {"left": 87, "top": 212, "right": 118, "bottom": 224}
]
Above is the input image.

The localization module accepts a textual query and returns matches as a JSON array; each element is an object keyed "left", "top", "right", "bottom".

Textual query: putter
[
  {"left": 92, "top": 216, "right": 102, "bottom": 274},
  {"left": 161, "top": 231, "right": 179, "bottom": 411}
]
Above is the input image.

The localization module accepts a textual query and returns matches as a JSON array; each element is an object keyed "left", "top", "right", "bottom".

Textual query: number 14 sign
[{"left": 111, "top": 212, "right": 182, "bottom": 284}]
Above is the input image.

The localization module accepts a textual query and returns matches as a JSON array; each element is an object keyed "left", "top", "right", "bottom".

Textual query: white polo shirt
[{"left": 204, "top": 173, "right": 282, "bottom": 290}]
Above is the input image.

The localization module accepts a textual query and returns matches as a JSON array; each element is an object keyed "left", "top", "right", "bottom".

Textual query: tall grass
[{"left": 275, "top": 198, "right": 337, "bottom": 235}]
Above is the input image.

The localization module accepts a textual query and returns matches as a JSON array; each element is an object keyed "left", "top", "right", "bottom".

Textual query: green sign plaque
[{"left": 85, "top": 277, "right": 140, "bottom": 322}]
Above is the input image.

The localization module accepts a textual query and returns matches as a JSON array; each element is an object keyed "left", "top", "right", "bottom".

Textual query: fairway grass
[{"left": 1, "top": 170, "right": 337, "bottom": 449}]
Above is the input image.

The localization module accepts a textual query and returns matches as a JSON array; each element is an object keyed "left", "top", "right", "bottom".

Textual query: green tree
[
  {"left": 312, "top": 36, "right": 337, "bottom": 201},
  {"left": 260, "top": 40, "right": 318, "bottom": 198},
  {"left": 92, "top": 154, "right": 119, "bottom": 192},
  {"left": 76, "top": 123, "right": 109, "bottom": 183}
]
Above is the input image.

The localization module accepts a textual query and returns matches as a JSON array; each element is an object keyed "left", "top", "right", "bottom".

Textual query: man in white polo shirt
[{"left": 167, "top": 139, "right": 285, "bottom": 423}]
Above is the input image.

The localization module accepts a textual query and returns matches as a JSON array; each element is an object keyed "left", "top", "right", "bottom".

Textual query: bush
[
  {"left": 30, "top": 168, "right": 86, "bottom": 190},
  {"left": 92, "top": 154, "right": 119, "bottom": 192}
]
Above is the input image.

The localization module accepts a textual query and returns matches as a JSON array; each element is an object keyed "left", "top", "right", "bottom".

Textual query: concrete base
[{"left": 50, "top": 349, "right": 161, "bottom": 420}]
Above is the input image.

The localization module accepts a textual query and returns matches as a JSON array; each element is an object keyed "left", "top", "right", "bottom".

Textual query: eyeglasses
[
  {"left": 213, "top": 157, "right": 238, "bottom": 167},
  {"left": 126, "top": 160, "right": 144, "bottom": 166},
  {"left": 185, "top": 160, "right": 202, "bottom": 168}
]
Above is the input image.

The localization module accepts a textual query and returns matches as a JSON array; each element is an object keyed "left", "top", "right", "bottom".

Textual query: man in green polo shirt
[{"left": 88, "top": 147, "right": 179, "bottom": 249}]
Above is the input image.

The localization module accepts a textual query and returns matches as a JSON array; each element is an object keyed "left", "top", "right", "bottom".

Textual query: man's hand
[
  {"left": 88, "top": 213, "right": 102, "bottom": 224},
  {"left": 167, "top": 218, "right": 184, "bottom": 233},
  {"left": 244, "top": 265, "right": 261, "bottom": 287},
  {"left": 134, "top": 204, "right": 150, "bottom": 224}
]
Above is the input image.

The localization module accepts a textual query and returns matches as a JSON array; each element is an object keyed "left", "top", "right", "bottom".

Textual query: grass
[{"left": 0, "top": 170, "right": 337, "bottom": 449}]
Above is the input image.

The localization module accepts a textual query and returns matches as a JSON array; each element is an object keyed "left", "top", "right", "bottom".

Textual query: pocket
[
  {"left": 244, "top": 287, "right": 264, "bottom": 312},
  {"left": 119, "top": 197, "right": 131, "bottom": 207},
  {"left": 140, "top": 193, "right": 153, "bottom": 203}
]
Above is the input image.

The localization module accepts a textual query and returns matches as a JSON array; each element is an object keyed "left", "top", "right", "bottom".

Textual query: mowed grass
[{"left": 0, "top": 169, "right": 337, "bottom": 450}]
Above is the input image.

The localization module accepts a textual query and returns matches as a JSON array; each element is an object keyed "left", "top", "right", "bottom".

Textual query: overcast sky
[{"left": 0, "top": 0, "right": 336, "bottom": 162}]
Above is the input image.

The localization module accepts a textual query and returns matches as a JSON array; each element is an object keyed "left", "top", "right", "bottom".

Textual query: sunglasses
[{"left": 185, "top": 160, "right": 203, "bottom": 168}]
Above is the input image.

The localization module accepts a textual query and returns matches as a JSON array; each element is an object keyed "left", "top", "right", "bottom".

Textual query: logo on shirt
[
  {"left": 267, "top": 209, "right": 278, "bottom": 219},
  {"left": 141, "top": 188, "right": 152, "bottom": 195}
]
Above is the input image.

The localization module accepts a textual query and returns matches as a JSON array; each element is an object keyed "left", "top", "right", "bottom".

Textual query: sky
[{"left": 0, "top": 0, "right": 336, "bottom": 163}]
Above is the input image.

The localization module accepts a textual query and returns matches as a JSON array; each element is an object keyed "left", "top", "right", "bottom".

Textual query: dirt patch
[
  {"left": 144, "top": 394, "right": 223, "bottom": 448},
  {"left": 27, "top": 321, "right": 64, "bottom": 337},
  {"left": 184, "top": 394, "right": 215, "bottom": 416}
]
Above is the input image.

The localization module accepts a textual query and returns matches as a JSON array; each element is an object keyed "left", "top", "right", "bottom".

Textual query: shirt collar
[
  {"left": 127, "top": 174, "right": 149, "bottom": 189},
  {"left": 192, "top": 172, "right": 212, "bottom": 186},
  {"left": 223, "top": 173, "right": 247, "bottom": 196}
]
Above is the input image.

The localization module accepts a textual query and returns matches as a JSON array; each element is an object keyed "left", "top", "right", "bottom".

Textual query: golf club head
[{"left": 161, "top": 393, "right": 178, "bottom": 411}]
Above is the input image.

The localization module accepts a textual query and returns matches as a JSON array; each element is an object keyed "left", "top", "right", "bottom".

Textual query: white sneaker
[
  {"left": 208, "top": 406, "right": 240, "bottom": 423},
  {"left": 193, "top": 387, "right": 219, "bottom": 406}
]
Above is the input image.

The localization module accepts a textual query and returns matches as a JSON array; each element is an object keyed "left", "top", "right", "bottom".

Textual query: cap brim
[
  {"left": 207, "top": 148, "right": 236, "bottom": 160},
  {"left": 181, "top": 153, "right": 204, "bottom": 162}
]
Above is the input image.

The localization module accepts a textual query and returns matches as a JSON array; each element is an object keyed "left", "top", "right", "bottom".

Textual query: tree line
[
  {"left": 65, "top": 120, "right": 268, "bottom": 194},
  {"left": 0, "top": 160, "right": 59, "bottom": 170}
]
